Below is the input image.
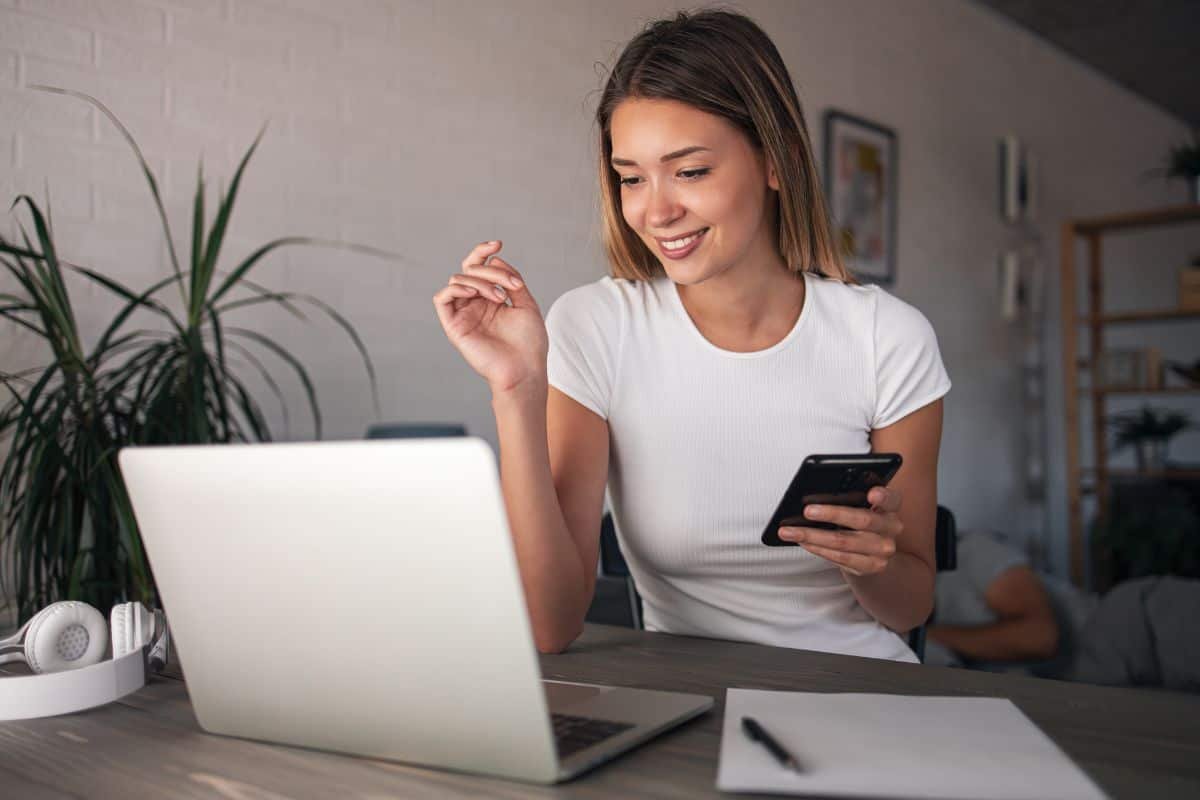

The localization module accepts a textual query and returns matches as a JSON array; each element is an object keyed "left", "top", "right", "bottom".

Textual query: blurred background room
[{"left": 1, "top": 0, "right": 1198, "bottom": 688}]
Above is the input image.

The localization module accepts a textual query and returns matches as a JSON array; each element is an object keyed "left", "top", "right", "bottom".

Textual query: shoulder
[
  {"left": 808, "top": 276, "right": 934, "bottom": 328},
  {"left": 547, "top": 276, "right": 640, "bottom": 315},
  {"left": 810, "top": 279, "right": 940, "bottom": 350},
  {"left": 545, "top": 276, "right": 652, "bottom": 333},
  {"left": 958, "top": 531, "right": 1029, "bottom": 586},
  {"left": 870, "top": 285, "right": 939, "bottom": 341}
]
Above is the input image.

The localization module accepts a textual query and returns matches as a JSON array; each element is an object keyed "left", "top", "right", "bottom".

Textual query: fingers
[
  {"left": 778, "top": 526, "right": 897, "bottom": 559},
  {"left": 868, "top": 486, "right": 903, "bottom": 513},
  {"left": 449, "top": 273, "right": 511, "bottom": 301},
  {"left": 463, "top": 259, "right": 525, "bottom": 292},
  {"left": 433, "top": 282, "right": 479, "bottom": 304},
  {"left": 795, "top": 543, "right": 887, "bottom": 577},
  {"left": 432, "top": 283, "right": 481, "bottom": 327},
  {"left": 461, "top": 240, "right": 502, "bottom": 271},
  {"left": 445, "top": 240, "right": 540, "bottom": 313},
  {"left": 804, "top": 504, "right": 902, "bottom": 538}
]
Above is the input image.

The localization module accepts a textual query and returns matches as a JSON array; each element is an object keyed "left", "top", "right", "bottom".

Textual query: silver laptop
[{"left": 119, "top": 438, "right": 712, "bottom": 784}]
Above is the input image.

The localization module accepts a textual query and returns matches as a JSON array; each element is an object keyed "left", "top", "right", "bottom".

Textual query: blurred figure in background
[{"left": 926, "top": 530, "right": 1200, "bottom": 692}]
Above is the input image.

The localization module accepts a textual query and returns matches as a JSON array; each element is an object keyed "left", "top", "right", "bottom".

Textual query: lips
[{"left": 655, "top": 227, "right": 709, "bottom": 260}]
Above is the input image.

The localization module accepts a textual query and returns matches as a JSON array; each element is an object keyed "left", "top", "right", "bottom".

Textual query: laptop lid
[{"left": 119, "top": 438, "right": 560, "bottom": 783}]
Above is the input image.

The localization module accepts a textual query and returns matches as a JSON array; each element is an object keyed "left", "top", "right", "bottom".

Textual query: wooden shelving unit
[
  {"left": 1060, "top": 204, "right": 1200, "bottom": 585},
  {"left": 1087, "top": 387, "right": 1200, "bottom": 396}
]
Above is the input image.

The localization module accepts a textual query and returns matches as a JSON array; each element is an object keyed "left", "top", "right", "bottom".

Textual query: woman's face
[{"left": 609, "top": 98, "right": 780, "bottom": 286}]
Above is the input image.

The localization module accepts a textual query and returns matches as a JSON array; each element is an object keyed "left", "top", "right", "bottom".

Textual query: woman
[{"left": 433, "top": 10, "right": 949, "bottom": 661}]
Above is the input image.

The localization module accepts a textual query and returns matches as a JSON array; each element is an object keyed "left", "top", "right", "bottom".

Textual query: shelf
[
  {"left": 1062, "top": 204, "right": 1200, "bottom": 586},
  {"left": 1081, "top": 470, "right": 1200, "bottom": 494},
  {"left": 1082, "top": 468, "right": 1200, "bottom": 480},
  {"left": 1072, "top": 203, "right": 1200, "bottom": 234},
  {"left": 1084, "top": 387, "right": 1200, "bottom": 396},
  {"left": 1077, "top": 308, "right": 1200, "bottom": 324}
]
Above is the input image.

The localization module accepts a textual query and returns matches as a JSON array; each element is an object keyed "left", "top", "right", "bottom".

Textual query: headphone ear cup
[
  {"left": 110, "top": 603, "right": 129, "bottom": 658},
  {"left": 25, "top": 601, "right": 108, "bottom": 674},
  {"left": 110, "top": 602, "right": 156, "bottom": 657}
]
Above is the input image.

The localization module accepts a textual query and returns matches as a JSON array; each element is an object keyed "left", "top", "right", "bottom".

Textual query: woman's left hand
[{"left": 777, "top": 486, "right": 904, "bottom": 576}]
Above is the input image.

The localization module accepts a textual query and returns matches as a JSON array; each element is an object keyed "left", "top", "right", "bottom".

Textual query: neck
[{"left": 675, "top": 239, "right": 804, "bottom": 351}]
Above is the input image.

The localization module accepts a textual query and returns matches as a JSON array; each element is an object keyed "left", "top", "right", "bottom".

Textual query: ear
[{"left": 766, "top": 157, "right": 780, "bottom": 192}]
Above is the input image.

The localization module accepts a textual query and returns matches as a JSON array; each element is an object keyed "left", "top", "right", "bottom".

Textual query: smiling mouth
[
  {"left": 658, "top": 228, "right": 708, "bottom": 250},
  {"left": 654, "top": 228, "right": 709, "bottom": 259}
]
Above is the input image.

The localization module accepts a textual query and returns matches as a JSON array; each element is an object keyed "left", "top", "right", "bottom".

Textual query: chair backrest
[
  {"left": 934, "top": 505, "right": 957, "bottom": 571},
  {"left": 365, "top": 423, "right": 467, "bottom": 439},
  {"left": 598, "top": 512, "right": 629, "bottom": 576},
  {"left": 907, "top": 504, "right": 958, "bottom": 660},
  {"left": 587, "top": 505, "right": 959, "bottom": 664},
  {"left": 586, "top": 512, "right": 642, "bottom": 628}
]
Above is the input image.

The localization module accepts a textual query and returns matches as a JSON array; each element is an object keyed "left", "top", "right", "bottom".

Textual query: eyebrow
[{"left": 610, "top": 146, "right": 712, "bottom": 168}]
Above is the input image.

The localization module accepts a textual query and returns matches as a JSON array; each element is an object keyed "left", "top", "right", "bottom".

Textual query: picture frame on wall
[{"left": 822, "top": 110, "right": 898, "bottom": 285}]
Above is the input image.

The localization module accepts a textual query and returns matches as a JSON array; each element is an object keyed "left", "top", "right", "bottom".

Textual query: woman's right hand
[{"left": 433, "top": 240, "right": 549, "bottom": 395}]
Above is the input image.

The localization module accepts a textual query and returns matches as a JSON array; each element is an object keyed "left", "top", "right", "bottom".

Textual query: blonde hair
[{"left": 595, "top": 9, "right": 852, "bottom": 283}]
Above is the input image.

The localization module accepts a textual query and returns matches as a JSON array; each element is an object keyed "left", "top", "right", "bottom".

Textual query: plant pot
[{"left": 1134, "top": 438, "right": 1169, "bottom": 473}]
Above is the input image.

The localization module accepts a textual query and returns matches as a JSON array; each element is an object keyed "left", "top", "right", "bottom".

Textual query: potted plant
[
  {"left": 0, "top": 88, "right": 393, "bottom": 621},
  {"left": 1107, "top": 406, "right": 1192, "bottom": 473},
  {"left": 1147, "top": 129, "right": 1200, "bottom": 204},
  {"left": 1091, "top": 483, "right": 1200, "bottom": 590}
]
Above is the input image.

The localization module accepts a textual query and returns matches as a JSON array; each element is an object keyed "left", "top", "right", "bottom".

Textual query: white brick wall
[{"left": 0, "top": 0, "right": 1194, "bottom": 581}]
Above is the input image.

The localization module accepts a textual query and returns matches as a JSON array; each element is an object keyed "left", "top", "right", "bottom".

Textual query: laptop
[{"left": 118, "top": 437, "right": 712, "bottom": 784}]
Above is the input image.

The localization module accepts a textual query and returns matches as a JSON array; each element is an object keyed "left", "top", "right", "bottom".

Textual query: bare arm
[
  {"left": 850, "top": 399, "right": 942, "bottom": 632},
  {"left": 433, "top": 240, "right": 608, "bottom": 654},
  {"left": 927, "top": 565, "right": 1060, "bottom": 662},
  {"left": 777, "top": 399, "right": 942, "bottom": 633},
  {"left": 493, "top": 383, "right": 608, "bottom": 653}
]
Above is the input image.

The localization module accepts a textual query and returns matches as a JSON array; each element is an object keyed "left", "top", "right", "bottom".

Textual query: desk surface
[{"left": 2, "top": 624, "right": 1199, "bottom": 799}]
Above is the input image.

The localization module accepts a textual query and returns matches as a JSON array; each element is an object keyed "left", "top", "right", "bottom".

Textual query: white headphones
[{"left": 0, "top": 600, "right": 170, "bottom": 720}]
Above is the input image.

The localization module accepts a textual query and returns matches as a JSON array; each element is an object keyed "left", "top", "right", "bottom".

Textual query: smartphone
[{"left": 760, "top": 453, "right": 903, "bottom": 546}]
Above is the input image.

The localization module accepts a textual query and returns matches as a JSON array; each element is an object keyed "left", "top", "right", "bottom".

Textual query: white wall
[{"left": 1, "top": 0, "right": 1195, "bottom": 579}]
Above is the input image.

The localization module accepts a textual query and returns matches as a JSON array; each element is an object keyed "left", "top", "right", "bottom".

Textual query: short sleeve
[
  {"left": 871, "top": 289, "right": 951, "bottom": 429},
  {"left": 959, "top": 532, "right": 1029, "bottom": 596},
  {"left": 544, "top": 278, "right": 625, "bottom": 420}
]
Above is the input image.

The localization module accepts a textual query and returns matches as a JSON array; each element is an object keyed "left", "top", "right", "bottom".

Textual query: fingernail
[
  {"left": 509, "top": 277, "right": 523, "bottom": 288},
  {"left": 493, "top": 286, "right": 507, "bottom": 300},
  {"left": 488, "top": 239, "right": 499, "bottom": 245},
  {"left": 806, "top": 505, "right": 826, "bottom": 519}
]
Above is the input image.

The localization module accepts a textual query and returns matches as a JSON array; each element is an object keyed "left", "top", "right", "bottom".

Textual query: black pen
[{"left": 741, "top": 716, "right": 803, "bottom": 773}]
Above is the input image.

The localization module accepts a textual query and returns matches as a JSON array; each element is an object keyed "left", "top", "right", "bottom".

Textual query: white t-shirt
[{"left": 545, "top": 272, "right": 951, "bottom": 662}]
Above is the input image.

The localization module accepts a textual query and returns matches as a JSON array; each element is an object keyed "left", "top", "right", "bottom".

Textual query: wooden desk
[{"left": 3, "top": 624, "right": 1199, "bottom": 798}]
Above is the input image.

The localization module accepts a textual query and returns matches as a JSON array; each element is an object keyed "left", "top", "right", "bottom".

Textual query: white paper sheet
[{"left": 717, "top": 689, "right": 1107, "bottom": 799}]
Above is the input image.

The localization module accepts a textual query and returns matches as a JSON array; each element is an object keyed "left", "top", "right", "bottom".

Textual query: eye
[
  {"left": 679, "top": 168, "right": 710, "bottom": 180},
  {"left": 618, "top": 176, "right": 642, "bottom": 187}
]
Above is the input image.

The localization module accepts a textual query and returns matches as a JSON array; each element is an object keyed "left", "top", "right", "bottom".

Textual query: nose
[{"left": 645, "top": 180, "right": 683, "bottom": 231}]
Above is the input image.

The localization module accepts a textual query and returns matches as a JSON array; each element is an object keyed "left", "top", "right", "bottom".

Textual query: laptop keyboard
[{"left": 551, "top": 713, "right": 634, "bottom": 758}]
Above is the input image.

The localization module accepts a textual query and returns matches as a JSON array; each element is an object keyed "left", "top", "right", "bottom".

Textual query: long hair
[{"left": 595, "top": 9, "right": 852, "bottom": 283}]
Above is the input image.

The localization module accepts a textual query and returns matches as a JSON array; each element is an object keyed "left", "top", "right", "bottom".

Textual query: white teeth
[{"left": 662, "top": 229, "right": 706, "bottom": 250}]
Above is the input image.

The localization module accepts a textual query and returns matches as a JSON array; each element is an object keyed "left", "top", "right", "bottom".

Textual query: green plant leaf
[
  {"left": 226, "top": 326, "right": 322, "bottom": 439},
  {"left": 30, "top": 85, "right": 184, "bottom": 296},
  {"left": 191, "top": 162, "right": 205, "bottom": 303},
  {"left": 209, "top": 236, "right": 400, "bottom": 308},
  {"left": 221, "top": 339, "right": 288, "bottom": 437},
  {"left": 192, "top": 127, "right": 266, "bottom": 324}
]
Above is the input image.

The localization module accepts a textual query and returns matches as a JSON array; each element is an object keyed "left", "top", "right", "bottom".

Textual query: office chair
[
  {"left": 907, "top": 505, "right": 957, "bottom": 661},
  {"left": 586, "top": 513, "right": 643, "bottom": 628},
  {"left": 584, "top": 505, "right": 958, "bottom": 662},
  {"left": 365, "top": 422, "right": 467, "bottom": 439}
]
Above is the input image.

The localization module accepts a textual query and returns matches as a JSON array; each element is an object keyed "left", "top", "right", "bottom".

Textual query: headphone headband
[
  {"left": 0, "top": 646, "right": 147, "bottom": 720},
  {"left": 0, "top": 601, "right": 170, "bottom": 721}
]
